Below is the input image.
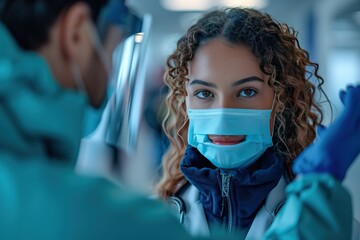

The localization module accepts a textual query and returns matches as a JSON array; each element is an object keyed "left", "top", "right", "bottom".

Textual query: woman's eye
[
  {"left": 194, "top": 90, "right": 214, "bottom": 99},
  {"left": 239, "top": 88, "right": 257, "bottom": 97}
]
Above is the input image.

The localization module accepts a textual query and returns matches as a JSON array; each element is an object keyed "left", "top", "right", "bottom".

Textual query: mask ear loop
[
  {"left": 176, "top": 96, "right": 188, "bottom": 145},
  {"left": 86, "top": 22, "right": 111, "bottom": 76},
  {"left": 69, "top": 21, "right": 107, "bottom": 97},
  {"left": 70, "top": 61, "right": 88, "bottom": 94},
  {"left": 270, "top": 95, "right": 277, "bottom": 138}
]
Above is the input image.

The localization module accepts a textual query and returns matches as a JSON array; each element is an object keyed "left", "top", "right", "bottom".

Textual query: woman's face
[{"left": 186, "top": 38, "right": 275, "bottom": 145}]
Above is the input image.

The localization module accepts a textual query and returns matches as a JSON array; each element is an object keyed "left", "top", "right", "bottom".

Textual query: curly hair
[{"left": 157, "top": 7, "right": 326, "bottom": 200}]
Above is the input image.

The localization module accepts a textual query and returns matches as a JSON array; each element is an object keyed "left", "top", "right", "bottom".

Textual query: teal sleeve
[
  {"left": 0, "top": 158, "right": 197, "bottom": 240},
  {"left": 263, "top": 173, "right": 352, "bottom": 240}
]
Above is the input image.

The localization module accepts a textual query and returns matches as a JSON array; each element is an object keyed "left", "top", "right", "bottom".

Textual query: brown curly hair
[{"left": 157, "top": 7, "right": 326, "bottom": 200}]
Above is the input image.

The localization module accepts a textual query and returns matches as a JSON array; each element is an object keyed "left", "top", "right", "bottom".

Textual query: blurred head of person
[
  {"left": 157, "top": 7, "right": 327, "bottom": 199},
  {"left": 0, "top": 0, "right": 110, "bottom": 107}
]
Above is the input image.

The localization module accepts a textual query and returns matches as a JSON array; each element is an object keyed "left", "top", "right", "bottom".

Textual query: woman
[{"left": 156, "top": 7, "right": 357, "bottom": 239}]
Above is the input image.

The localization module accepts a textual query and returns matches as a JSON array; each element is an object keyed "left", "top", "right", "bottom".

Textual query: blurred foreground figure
[{"left": 0, "top": 1, "right": 193, "bottom": 239}]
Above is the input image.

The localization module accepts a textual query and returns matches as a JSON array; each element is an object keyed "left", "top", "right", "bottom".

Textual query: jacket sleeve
[{"left": 263, "top": 173, "right": 352, "bottom": 240}]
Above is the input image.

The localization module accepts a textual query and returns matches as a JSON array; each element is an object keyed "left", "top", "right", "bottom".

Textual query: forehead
[{"left": 188, "top": 38, "right": 264, "bottom": 81}]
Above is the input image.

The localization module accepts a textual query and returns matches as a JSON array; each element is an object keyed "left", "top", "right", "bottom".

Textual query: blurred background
[{"left": 84, "top": 0, "right": 360, "bottom": 221}]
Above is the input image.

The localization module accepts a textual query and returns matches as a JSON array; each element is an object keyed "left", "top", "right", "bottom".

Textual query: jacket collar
[
  {"left": 180, "top": 146, "right": 284, "bottom": 230},
  {"left": 175, "top": 176, "right": 288, "bottom": 238}
]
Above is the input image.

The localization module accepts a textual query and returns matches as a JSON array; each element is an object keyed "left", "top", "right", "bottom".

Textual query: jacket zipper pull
[
  {"left": 221, "top": 172, "right": 230, "bottom": 197},
  {"left": 221, "top": 172, "right": 232, "bottom": 233}
]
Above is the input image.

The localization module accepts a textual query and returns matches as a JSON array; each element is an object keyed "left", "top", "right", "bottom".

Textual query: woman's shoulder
[
  {"left": 245, "top": 177, "right": 288, "bottom": 239},
  {"left": 169, "top": 183, "right": 211, "bottom": 236},
  {"left": 264, "top": 177, "right": 288, "bottom": 215}
]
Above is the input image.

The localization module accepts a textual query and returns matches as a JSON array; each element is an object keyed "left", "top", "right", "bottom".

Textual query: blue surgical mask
[{"left": 187, "top": 108, "right": 273, "bottom": 169}]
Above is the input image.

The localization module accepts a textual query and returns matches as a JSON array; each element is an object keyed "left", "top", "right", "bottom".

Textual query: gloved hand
[{"left": 293, "top": 85, "right": 360, "bottom": 180}]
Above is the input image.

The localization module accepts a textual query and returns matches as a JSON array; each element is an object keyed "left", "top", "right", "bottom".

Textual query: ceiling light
[
  {"left": 221, "top": 0, "right": 268, "bottom": 9},
  {"left": 161, "top": 0, "right": 268, "bottom": 11},
  {"left": 161, "top": 0, "right": 212, "bottom": 11}
]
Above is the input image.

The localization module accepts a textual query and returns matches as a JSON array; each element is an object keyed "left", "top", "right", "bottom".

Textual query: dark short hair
[{"left": 0, "top": 0, "right": 108, "bottom": 50}]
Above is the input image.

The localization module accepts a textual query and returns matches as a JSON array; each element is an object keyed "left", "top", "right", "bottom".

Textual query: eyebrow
[
  {"left": 231, "top": 76, "right": 264, "bottom": 87},
  {"left": 189, "top": 76, "right": 264, "bottom": 88},
  {"left": 189, "top": 79, "right": 217, "bottom": 88}
]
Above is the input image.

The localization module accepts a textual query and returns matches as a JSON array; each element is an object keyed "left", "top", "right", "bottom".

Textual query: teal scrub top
[
  {"left": 0, "top": 23, "right": 193, "bottom": 240},
  {"left": 0, "top": 156, "right": 193, "bottom": 240}
]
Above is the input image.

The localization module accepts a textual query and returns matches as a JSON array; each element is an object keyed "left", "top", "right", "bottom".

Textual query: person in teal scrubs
[{"left": 0, "top": 1, "right": 192, "bottom": 239}]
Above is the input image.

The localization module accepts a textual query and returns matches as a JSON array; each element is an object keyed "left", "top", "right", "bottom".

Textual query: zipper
[{"left": 221, "top": 172, "right": 232, "bottom": 233}]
